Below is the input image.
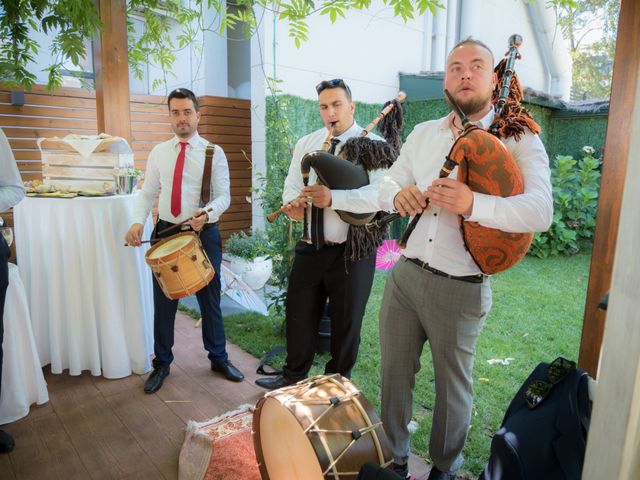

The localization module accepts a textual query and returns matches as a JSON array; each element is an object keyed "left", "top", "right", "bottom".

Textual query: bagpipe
[
  {"left": 370, "top": 34, "right": 540, "bottom": 275},
  {"left": 267, "top": 92, "right": 406, "bottom": 260}
]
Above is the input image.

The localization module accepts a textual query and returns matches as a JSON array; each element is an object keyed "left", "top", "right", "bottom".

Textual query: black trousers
[
  {"left": 0, "top": 237, "right": 9, "bottom": 400},
  {"left": 283, "top": 241, "right": 376, "bottom": 380},
  {"left": 151, "top": 222, "right": 226, "bottom": 369}
]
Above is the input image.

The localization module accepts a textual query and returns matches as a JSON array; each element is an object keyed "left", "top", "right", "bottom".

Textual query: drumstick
[
  {"left": 124, "top": 238, "right": 161, "bottom": 246},
  {"left": 157, "top": 207, "right": 213, "bottom": 235},
  {"left": 124, "top": 207, "right": 213, "bottom": 246}
]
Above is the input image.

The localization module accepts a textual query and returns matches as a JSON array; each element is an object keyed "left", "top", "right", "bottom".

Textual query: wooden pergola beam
[
  {"left": 93, "top": 0, "right": 132, "bottom": 142},
  {"left": 578, "top": 0, "right": 640, "bottom": 377}
]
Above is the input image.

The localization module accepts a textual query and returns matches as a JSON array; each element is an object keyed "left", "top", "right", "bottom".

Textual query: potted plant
[{"left": 224, "top": 229, "right": 273, "bottom": 290}]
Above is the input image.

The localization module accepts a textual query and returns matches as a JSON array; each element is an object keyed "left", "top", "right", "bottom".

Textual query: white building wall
[
  {"left": 458, "top": 0, "right": 550, "bottom": 95},
  {"left": 260, "top": 0, "right": 570, "bottom": 103},
  {"left": 457, "top": 0, "right": 571, "bottom": 98},
  {"left": 265, "top": 1, "right": 426, "bottom": 103}
]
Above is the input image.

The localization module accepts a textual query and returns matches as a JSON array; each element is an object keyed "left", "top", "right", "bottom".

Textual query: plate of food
[
  {"left": 26, "top": 191, "right": 78, "bottom": 198},
  {"left": 77, "top": 182, "right": 117, "bottom": 196}
]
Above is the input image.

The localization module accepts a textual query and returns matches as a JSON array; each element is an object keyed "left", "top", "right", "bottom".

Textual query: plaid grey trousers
[{"left": 379, "top": 257, "right": 492, "bottom": 473}]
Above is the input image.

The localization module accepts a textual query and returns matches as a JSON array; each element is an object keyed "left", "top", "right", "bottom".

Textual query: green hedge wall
[{"left": 546, "top": 115, "right": 608, "bottom": 160}]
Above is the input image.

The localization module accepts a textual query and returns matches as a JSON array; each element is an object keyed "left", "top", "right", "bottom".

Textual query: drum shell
[
  {"left": 144, "top": 231, "right": 215, "bottom": 299},
  {"left": 252, "top": 375, "right": 392, "bottom": 480}
]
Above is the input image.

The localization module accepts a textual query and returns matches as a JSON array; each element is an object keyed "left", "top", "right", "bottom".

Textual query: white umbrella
[{"left": 220, "top": 262, "right": 268, "bottom": 316}]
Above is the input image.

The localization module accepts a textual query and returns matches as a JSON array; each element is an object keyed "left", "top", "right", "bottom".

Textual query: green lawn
[{"left": 221, "top": 250, "right": 591, "bottom": 478}]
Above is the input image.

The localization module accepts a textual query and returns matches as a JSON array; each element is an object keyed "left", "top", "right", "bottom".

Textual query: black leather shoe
[
  {"left": 255, "top": 374, "right": 298, "bottom": 390},
  {"left": 0, "top": 429, "right": 15, "bottom": 454},
  {"left": 144, "top": 366, "right": 170, "bottom": 393},
  {"left": 427, "top": 466, "right": 456, "bottom": 480},
  {"left": 392, "top": 462, "right": 410, "bottom": 479},
  {"left": 211, "top": 359, "right": 244, "bottom": 382}
]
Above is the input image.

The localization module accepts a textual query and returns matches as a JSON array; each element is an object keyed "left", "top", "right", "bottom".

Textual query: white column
[
  {"left": 458, "top": 0, "right": 482, "bottom": 40},
  {"left": 250, "top": 5, "right": 271, "bottom": 230},
  {"left": 422, "top": 13, "right": 434, "bottom": 71},
  {"left": 445, "top": 0, "right": 459, "bottom": 57},
  {"left": 201, "top": 1, "right": 228, "bottom": 96},
  {"left": 432, "top": 1, "right": 448, "bottom": 70}
]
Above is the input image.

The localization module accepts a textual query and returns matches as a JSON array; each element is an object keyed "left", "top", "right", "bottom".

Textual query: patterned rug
[{"left": 179, "top": 404, "right": 261, "bottom": 480}]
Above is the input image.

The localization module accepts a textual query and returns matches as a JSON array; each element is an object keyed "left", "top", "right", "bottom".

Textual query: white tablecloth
[
  {"left": 0, "top": 264, "right": 49, "bottom": 425},
  {"left": 14, "top": 194, "right": 154, "bottom": 379}
]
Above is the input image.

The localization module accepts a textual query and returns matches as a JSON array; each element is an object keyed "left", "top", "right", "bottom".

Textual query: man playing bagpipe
[
  {"left": 256, "top": 79, "right": 402, "bottom": 389},
  {"left": 376, "top": 38, "right": 553, "bottom": 479}
]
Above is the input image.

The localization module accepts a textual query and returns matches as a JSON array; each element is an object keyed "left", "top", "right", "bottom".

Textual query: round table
[{"left": 14, "top": 194, "right": 154, "bottom": 379}]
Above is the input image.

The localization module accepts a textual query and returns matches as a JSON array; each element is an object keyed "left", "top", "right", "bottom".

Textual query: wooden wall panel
[
  {"left": 0, "top": 85, "right": 252, "bottom": 254},
  {"left": 198, "top": 95, "right": 253, "bottom": 240}
]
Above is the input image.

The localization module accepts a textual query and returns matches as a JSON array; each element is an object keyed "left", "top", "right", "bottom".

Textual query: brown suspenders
[{"left": 200, "top": 144, "right": 215, "bottom": 207}]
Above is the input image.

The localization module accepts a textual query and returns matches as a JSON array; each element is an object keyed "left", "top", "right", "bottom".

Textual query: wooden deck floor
[
  {"left": 0, "top": 312, "right": 430, "bottom": 479},
  {"left": 0, "top": 312, "right": 265, "bottom": 479}
]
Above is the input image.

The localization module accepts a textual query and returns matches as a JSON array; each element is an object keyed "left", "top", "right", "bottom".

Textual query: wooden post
[
  {"left": 582, "top": 2, "right": 640, "bottom": 475},
  {"left": 93, "top": 0, "right": 131, "bottom": 142},
  {"left": 578, "top": 0, "right": 640, "bottom": 378}
]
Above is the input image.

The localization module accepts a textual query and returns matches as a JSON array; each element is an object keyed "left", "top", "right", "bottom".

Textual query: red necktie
[{"left": 171, "top": 141, "right": 188, "bottom": 217}]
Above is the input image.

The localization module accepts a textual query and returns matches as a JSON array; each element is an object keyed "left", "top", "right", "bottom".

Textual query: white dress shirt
[
  {"left": 0, "top": 129, "right": 25, "bottom": 213},
  {"left": 132, "top": 132, "right": 231, "bottom": 225},
  {"left": 378, "top": 108, "right": 553, "bottom": 276},
  {"left": 283, "top": 122, "right": 385, "bottom": 244}
]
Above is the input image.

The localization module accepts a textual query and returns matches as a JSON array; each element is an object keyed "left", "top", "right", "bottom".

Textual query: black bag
[{"left": 479, "top": 358, "right": 592, "bottom": 480}]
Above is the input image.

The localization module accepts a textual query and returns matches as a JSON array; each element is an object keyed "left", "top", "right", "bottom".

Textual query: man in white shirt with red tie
[{"left": 125, "top": 88, "right": 244, "bottom": 394}]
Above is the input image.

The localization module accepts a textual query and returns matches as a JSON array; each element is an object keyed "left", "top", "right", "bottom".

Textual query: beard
[
  {"left": 446, "top": 87, "right": 493, "bottom": 118},
  {"left": 174, "top": 122, "right": 197, "bottom": 138}
]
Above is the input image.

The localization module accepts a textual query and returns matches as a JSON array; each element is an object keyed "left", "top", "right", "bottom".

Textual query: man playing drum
[
  {"left": 377, "top": 39, "right": 553, "bottom": 479},
  {"left": 256, "top": 79, "right": 386, "bottom": 390},
  {"left": 125, "top": 88, "right": 244, "bottom": 394}
]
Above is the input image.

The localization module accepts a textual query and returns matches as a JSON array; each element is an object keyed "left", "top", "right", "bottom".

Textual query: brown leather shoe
[
  {"left": 211, "top": 359, "right": 244, "bottom": 382},
  {"left": 144, "top": 366, "right": 170, "bottom": 393}
]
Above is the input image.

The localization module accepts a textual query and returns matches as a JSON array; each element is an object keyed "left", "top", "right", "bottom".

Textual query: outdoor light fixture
[{"left": 10, "top": 91, "right": 25, "bottom": 106}]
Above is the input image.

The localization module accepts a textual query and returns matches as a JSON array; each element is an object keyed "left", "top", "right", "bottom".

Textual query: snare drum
[
  {"left": 253, "top": 374, "right": 392, "bottom": 480},
  {"left": 145, "top": 231, "right": 214, "bottom": 300}
]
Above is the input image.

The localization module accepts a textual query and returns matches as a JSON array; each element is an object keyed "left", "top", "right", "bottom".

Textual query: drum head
[
  {"left": 147, "top": 232, "right": 194, "bottom": 259},
  {"left": 259, "top": 397, "right": 324, "bottom": 480}
]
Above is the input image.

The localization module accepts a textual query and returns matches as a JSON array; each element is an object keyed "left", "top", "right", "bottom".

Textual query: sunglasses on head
[
  {"left": 524, "top": 356, "right": 576, "bottom": 409},
  {"left": 315, "top": 78, "right": 351, "bottom": 96}
]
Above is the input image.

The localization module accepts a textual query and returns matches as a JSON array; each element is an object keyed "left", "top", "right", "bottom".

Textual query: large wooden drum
[
  {"left": 253, "top": 374, "right": 392, "bottom": 480},
  {"left": 144, "top": 232, "right": 214, "bottom": 300}
]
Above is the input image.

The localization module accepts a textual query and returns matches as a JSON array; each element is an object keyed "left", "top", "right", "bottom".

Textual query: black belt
[
  {"left": 324, "top": 241, "right": 345, "bottom": 247},
  {"left": 404, "top": 256, "right": 485, "bottom": 284}
]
